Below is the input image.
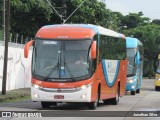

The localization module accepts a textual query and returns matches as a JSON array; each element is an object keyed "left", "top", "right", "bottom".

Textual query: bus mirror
[
  {"left": 24, "top": 40, "right": 34, "bottom": 58},
  {"left": 135, "top": 52, "right": 140, "bottom": 65},
  {"left": 91, "top": 41, "right": 97, "bottom": 59}
]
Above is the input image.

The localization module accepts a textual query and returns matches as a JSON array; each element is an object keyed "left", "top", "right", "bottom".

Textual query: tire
[
  {"left": 41, "top": 102, "right": 50, "bottom": 109},
  {"left": 41, "top": 102, "right": 57, "bottom": 109},
  {"left": 103, "top": 99, "right": 110, "bottom": 105},
  {"left": 88, "top": 88, "right": 100, "bottom": 110},
  {"left": 131, "top": 91, "right": 136, "bottom": 95},
  {"left": 155, "top": 86, "right": 160, "bottom": 91},
  {"left": 110, "top": 87, "right": 119, "bottom": 105},
  {"left": 136, "top": 88, "right": 140, "bottom": 93},
  {"left": 88, "top": 101, "right": 97, "bottom": 110}
]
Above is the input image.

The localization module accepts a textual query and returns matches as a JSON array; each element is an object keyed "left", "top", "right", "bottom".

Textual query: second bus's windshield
[
  {"left": 32, "top": 39, "right": 91, "bottom": 81},
  {"left": 127, "top": 48, "right": 136, "bottom": 75},
  {"left": 156, "top": 59, "right": 160, "bottom": 74}
]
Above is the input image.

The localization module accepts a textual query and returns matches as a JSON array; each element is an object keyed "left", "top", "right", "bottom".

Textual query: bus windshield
[
  {"left": 127, "top": 48, "right": 136, "bottom": 76},
  {"left": 156, "top": 60, "right": 160, "bottom": 74},
  {"left": 32, "top": 39, "right": 91, "bottom": 82}
]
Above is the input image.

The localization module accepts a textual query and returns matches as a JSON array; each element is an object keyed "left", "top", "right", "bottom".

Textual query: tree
[
  {"left": 152, "top": 19, "right": 160, "bottom": 25},
  {"left": 10, "top": 0, "right": 53, "bottom": 43},
  {"left": 63, "top": 0, "right": 112, "bottom": 26},
  {"left": 121, "top": 12, "right": 150, "bottom": 29},
  {"left": 0, "top": 0, "right": 117, "bottom": 43}
]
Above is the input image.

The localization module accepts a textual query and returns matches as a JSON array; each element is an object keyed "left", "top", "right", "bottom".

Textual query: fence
[{"left": 0, "top": 41, "right": 32, "bottom": 91}]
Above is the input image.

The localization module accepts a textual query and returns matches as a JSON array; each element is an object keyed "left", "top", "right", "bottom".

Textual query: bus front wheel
[
  {"left": 155, "top": 86, "right": 160, "bottom": 91},
  {"left": 41, "top": 102, "right": 57, "bottom": 109},
  {"left": 88, "top": 90, "right": 100, "bottom": 110},
  {"left": 131, "top": 91, "right": 136, "bottom": 95},
  {"left": 41, "top": 102, "right": 50, "bottom": 109},
  {"left": 136, "top": 88, "right": 140, "bottom": 93}
]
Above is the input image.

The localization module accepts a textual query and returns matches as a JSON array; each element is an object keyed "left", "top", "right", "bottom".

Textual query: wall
[{"left": 0, "top": 41, "right": 32, "bottom": 91}]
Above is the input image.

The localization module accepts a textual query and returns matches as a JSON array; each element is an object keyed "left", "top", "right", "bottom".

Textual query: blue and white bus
[{"left": 126, "top": 37, "right": 144, "bottom": 95}]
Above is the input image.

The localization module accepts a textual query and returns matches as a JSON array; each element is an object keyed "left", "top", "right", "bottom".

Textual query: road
[{"left": 0, "top": 79, "right": 160, "bottom": 120}]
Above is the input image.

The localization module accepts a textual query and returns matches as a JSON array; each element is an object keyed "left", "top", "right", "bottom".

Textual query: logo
[
  {"left": 57, "top": 89, "right": 62, "bottom": 92},
  {"left": 108, "top": 62, "right": 112, "bottom": 68},
  {"left": 2, "top": 112, "right": 11, "bottom": 117},
  {"left": 35, "top": 81, "right": 42, "bottom": 85}
]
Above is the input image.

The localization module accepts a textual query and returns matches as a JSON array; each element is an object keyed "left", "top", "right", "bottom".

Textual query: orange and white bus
[{"left": 24, "top": 24, "right": 127, "bottom": 109}]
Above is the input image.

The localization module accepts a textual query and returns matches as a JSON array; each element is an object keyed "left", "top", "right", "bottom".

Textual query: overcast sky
[{"left": 104, "top": 0, "right": 160, "bottom": 20}]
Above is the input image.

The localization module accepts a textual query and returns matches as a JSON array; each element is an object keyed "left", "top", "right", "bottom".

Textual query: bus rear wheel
[
  {"left": 110, "top": 87, "right": 119, "bottom": 105},
  {"left": 103, "top": 99, "right": 110, "bottom": 105}
]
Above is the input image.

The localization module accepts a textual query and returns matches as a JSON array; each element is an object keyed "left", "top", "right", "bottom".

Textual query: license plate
[{"left": 54, "top": 95, "right": 64, "bottom": 99}]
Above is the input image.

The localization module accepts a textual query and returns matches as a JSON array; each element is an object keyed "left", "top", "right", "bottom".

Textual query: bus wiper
[
  {"left": 43, "top": 63, "right": 59, "bottom": 70},
  {"left": 57, "top": 51, "right": 61, "bottom": 77},
  {"left": 64, "top": 58, "right": 75, "bottom": 81},
  {"left": 44, "top": 62, "right": 59, "bottom": 81}
]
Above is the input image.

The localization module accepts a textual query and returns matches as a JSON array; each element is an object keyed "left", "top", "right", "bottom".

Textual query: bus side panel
[
  {"left": 97, "top": 63, "right": 116, "bottom": 100},
  {"left": 118, "top": 59, "right": 127, "bottom": 97},
  {"left": 97, "top": 59, "right": 127, "bottom": 100},
  {"left": 98, "top": 60, "right": 120, "bottom": 100}
]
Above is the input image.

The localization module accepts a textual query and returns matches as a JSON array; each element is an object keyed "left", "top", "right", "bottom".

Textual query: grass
[{"left": 0, "top": 88, "right": 31, "bottom": 103}]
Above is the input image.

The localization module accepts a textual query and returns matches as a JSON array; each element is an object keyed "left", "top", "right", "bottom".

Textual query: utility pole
[
  {"left": 2, "top": 0, "right": 10, "bottom": 95},
  {"left": 61, "top": 0, "right": 67, "bottom": 23},
  {"left": 2, "top": 0, "right": 5, "bottom": 41}
]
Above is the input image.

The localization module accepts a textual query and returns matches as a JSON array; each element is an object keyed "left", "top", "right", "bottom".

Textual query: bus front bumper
[
  {"left": 154, "top": 79, "right": 160, "bottom": 86},
  {"left": 31, "top": 85, "right": 91, "bottom": 103},
  {"left": 126, "top": 77, "right": 137, "bottom": 91},
  {"left": 126, "top": 82, "right": 136, "bottom": 91}
]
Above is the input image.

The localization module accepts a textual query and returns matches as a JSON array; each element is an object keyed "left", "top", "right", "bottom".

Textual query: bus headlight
[
  {"left": 127, "top": 79, "right": 134, "bottom": 83},
  {"left": 79, "top": 82, "right": 92, "bottom": 90},
  {"left": 81, "top": 85, "right": 87, "bottom": 90},
  {"left": 32, "top": 84, "right": 42, "bottom": 89},
  {"left": 156, "top": 78, "right": 160, "bottom": 81},
  {"left": 131, "top": 86, "right": 135, "bottom": 89},
  {"left": 34, "top": 84, "right": 39, "bottom": 89}
]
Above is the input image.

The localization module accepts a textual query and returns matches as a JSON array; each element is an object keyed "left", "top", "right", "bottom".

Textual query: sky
[{"left": 104, "top": 0, "right": 160, "bottom": 20}]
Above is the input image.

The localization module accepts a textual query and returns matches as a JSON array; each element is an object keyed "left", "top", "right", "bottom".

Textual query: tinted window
[{"left": 99, "top": 36, "right": 126, "bottom": 60}]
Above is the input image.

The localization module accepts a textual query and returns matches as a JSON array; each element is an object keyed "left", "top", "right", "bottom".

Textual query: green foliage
[
  {"left": 0, "top": 30, "right": 2, "bottom": 40},
  {"left": 121, "top": 12, "right": 150, "bottom": 29},
  {"left": 65, "top": 0, "right": 111, "bottom": 26},
  {"left": 10, "top": 0, "right": 53, "bottom": 38},
  {"left": 152, "top": 19, "right": 160, "bottom": 25}
]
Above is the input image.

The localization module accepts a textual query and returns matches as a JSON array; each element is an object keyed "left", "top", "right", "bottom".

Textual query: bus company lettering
[{"left": 43, "top": 41, "right": 57, "bottom": 45}]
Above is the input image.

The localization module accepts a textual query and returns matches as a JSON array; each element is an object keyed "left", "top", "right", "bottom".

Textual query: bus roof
[
  {"left": 126, "top": 37, "right": 143, "bottom": 48},
  {"left": 35, "top": 24, "right": 125, "bottom": 39}
]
